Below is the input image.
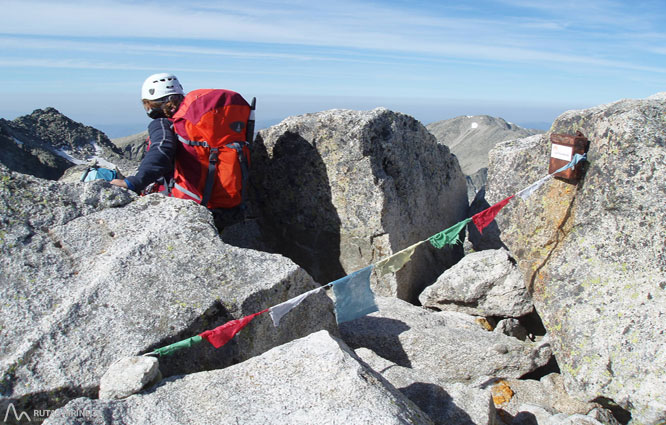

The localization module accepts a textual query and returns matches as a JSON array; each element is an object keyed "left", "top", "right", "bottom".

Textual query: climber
[
  {"left": 110, "top": 73, "right": 183, "bottom": 195},
  {"left": 110, "top": 73, "right": 254, "bottom": 231}
]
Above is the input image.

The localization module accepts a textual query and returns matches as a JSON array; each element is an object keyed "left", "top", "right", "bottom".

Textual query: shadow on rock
[
  {"left": 147, "top": 300, "right": 238, "bottom": 378},
  {"left": 250, "top": 132, "right": 345, "bottom": 285},
  {"left": 466, "top": 187, "right": 508, "bottom": 251},
  {"left": 339, "top": 316, "right": 412, "bottom": 368},
  {"left": 401, "top": 382, "right": 476, "bottom": 425},
  {"left": 509, "top": 411, "right": 539, "bottom": 425}
]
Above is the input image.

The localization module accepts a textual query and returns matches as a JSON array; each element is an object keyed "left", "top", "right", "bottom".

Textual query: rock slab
[
  {"left": 355, "top": 347, "right": 500, "bottom": 425},
  {"left": 98, "top": 356, "right": 161, "bottom": 400},
  {"left": 419, "top": 249, "right": 533, "bottom": 317},
  {"left": 1, "top": 169, "right": 337, "bottom": 415},
  {"left": 340, "top": 296, "right": 552, "bottom": 385},
  {"left": 44, "top": 331, "right": 434, "bottom": 425}
]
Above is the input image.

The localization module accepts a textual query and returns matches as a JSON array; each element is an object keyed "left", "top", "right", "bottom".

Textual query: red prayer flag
[
  {"left": 199, "top": 309, "right": 269, "bottom": 348},
  {"left": 472, "top": 195, "right": 515, "bottom": 234}
]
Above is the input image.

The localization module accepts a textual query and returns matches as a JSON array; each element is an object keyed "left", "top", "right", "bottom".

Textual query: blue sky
[{"left": 1, "top": 0, "right": 664, "bottom": 137}]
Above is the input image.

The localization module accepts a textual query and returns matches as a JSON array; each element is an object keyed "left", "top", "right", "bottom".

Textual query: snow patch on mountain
[
  {"left": 54, "top": 143, "right": 118, "bottom": 169},
  {"left": 54, "top": 148, "right": 85, "bottom": 165}
]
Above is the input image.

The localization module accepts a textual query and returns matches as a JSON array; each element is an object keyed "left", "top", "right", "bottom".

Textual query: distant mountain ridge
[
  {"left": 427, "top": 115, "right": 543, "bottom": 200},
  {"left": 0, "top": 108, "right": 134, "bottom": 180},
  {"left": 111, "top": 131, "right": 148, "bottom": 162},
  {"left": 427, "top": 115, "right": 542, "bottom": 175},
  {"left": 0, "top": 120, "right": 72, "bottom": 180},
  {"left": 0, "top": 109, "right": 541, "bottom": 189}
]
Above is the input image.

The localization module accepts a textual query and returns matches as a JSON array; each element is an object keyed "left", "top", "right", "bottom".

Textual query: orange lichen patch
[
  {"left": 475, "top": 317, "right": 494, "bottom": 331},
  {"left": 491, "top": 380, "right": 514, "bottom": 407}
]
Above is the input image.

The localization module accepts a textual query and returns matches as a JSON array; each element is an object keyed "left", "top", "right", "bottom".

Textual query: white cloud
[
  {"left": 0, "top": 58, "right": 153, "bottom": 71},
  {"left": 0, "top": 36, "right": 332, "bottom": 62},
  {"left": 3, "top": 0, "right": 663, "bottom": 74},
  {"left": 1, "top": 0, "right": 664, "bottom": 111}
]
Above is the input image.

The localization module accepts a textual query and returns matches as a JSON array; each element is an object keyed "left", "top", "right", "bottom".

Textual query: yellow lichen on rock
[
  {"left": 491, "top": 380, "right": 514, "bottom": 406},
  {"left": 475, "top": 317, "right": 494, "bottom": 331}
]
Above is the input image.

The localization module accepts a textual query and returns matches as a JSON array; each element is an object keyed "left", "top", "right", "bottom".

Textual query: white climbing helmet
[{"left": 141, "top": 73, "right": 184, "bottom": 100}]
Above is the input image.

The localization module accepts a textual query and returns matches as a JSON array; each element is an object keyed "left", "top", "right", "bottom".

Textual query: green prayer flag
[
  {"left": 152, "top": 335, "right": 203, "bottom": 356},
  {"left": 428, "top": 218, "right": 472, "bottom": 249},
  {"left": 375, "top": 240, "right": 425, "bottom": 276}
]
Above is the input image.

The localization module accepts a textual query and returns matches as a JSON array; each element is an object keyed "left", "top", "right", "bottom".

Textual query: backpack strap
[
  {"left": 80, "top": 166, "right": 92, "bottom": 182},
  {"left": 200, "top": 147, "right": 219, "bottom": 207},
  {"left": 226, "top": 142, "right": 250, "bottom": 210},
  {"left": 178, "top": 134, "right": 249, "bottom": 209},
  {"left": 177, "top": 135, "right": 209, "bottom": 147},
  {"left": 173, "top": 182, "right": 202, "bottom": 202}
]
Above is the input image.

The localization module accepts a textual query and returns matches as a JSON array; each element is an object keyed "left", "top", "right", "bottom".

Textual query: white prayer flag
[
  {"left": 516, "top": 174, "right": 553, "bottom": 199},
  {"left": 269, "top": 287, "right": 323, "bottom": 327}
]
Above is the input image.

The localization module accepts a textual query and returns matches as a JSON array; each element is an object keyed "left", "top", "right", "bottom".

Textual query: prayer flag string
[
  {"left": 375, "top": 240, "right": 425, "bottom": 277},
  {"left": 269, "top": 287, "right": 324, "bottom": 327},
  {"left": 147, "top": 153, "right": 587, "bottom": 357}
]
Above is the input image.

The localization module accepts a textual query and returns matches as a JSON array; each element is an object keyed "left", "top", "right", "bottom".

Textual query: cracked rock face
[
  {"left": 485, "top": 93, "right": 666, "bottom": 424},
  {"left": 250, "top": 108, "right": 468, "bottom": 303},
  {"left": 0, "top": 166, "right": 337, "bottom": 415}
]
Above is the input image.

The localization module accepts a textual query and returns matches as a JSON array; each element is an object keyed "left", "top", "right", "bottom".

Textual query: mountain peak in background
[
  {"left": 12, "top": 107, "right": 121, "bottom": 156},
  {"left": 427, "top": 115, "right": 542, "bottom": 176},
  {"left": 0, "top": 107, "right": 133, "bottom": 180},
  {"left": 427, "top": 115, "right": 543, "bottom": 200}
]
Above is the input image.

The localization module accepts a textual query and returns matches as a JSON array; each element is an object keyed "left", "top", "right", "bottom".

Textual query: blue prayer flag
[
  {"left": 555, "top": 153, "right": 587, "bottom": 173},
  {"left": 331, "top": 265, "right": 378, "bottom": 324}
]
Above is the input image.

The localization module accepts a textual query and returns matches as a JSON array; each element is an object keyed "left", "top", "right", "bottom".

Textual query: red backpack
[{"left": 170, "top": 89, "right": 255, "bottom": 209}]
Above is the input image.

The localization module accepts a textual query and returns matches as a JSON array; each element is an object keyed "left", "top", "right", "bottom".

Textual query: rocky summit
[
  {"left": 0, "top": 108, "right": 130, "bottom": 180},
  {"left": 486, "top": 93, "right": 666, "bottom": 424},
  {"left": 427, "top": 115, "right": 541, "bottom": 176},
  {"left": 0, "top": 117, "right": 73, "bottom": 180},
  {"left": 0, "top": 164, "right": 337, "bottom": 417},
  {"left": 2, "top": 96, "right": 663, "bottom": 425}
]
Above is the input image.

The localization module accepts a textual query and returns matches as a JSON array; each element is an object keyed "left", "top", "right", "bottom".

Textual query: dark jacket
[{"left": 124, "top": 118, "right": 177, "bottom": 193}]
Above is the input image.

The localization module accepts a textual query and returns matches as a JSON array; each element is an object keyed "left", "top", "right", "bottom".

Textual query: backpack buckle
[{"left": 209, "top": 148, "right": 219, "bottom": 163}]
